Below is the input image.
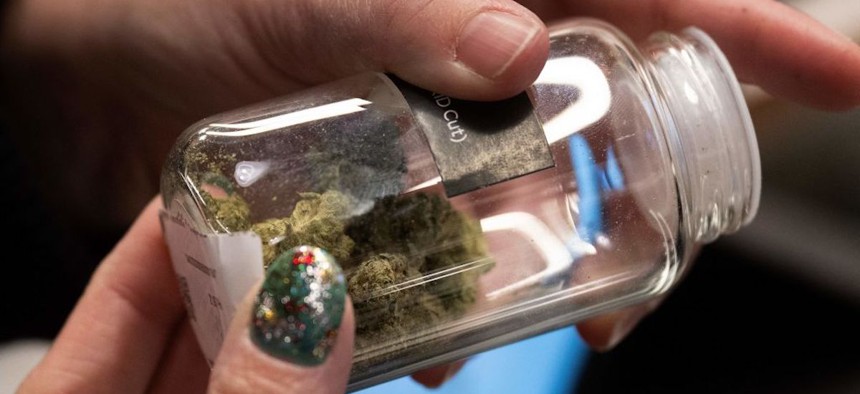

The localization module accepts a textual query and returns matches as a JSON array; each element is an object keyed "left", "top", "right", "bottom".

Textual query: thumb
[
  {"left": 239, "top": 0, "right": 549, "bottom": 100},
  {"left": 209, "top": 246, "right": 354, "bottom": 394}
]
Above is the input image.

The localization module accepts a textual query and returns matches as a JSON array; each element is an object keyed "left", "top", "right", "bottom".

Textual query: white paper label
[{"left": 159, "top": 210, "right": 264, "bottom": 365}]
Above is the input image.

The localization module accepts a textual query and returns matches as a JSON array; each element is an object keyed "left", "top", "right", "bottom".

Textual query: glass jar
[{"left": 160, "top": 17, "right": 760, "bottom": 391}]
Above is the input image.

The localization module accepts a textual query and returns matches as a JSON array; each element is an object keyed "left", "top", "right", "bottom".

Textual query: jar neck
[{"left": 644, "top": 28, "right": 761, "bottom": 244}]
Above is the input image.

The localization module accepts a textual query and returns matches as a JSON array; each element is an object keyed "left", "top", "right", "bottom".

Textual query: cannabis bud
[
  {"left": 259, "top": 191, "right": 356, "bottom": 266},
  {"left": 206, "top": 187, "right": 493, "bottom": 349}
]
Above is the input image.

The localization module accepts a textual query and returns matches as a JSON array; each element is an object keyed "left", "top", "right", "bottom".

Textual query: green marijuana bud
[
  {"left": 345, "top": 193, "right": 493, "bottom": 342},
  {"left": 205, "top": 183, "right": 493, "bottom": 351},
  {"left": 281, "top": 191, "right": 356, "bottom": 264},
  {"left": 250, "top": 218, "right": 290, "bottom": 265},
  {"left": 252, "top": 191, "right": 356, "bottom": 268},
  {"left": 200, "top": 190, "right": 251, "bottom": 232},
  {"left": 347, "top": 254, "right": 447, "bottom": 350}
]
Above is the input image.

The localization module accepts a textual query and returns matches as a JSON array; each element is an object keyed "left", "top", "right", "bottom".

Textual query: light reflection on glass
[
  {"left": 483, "top": 211, "right": 596, "bottom": 299},
  {"left": 234, "top": 161, "right": 271, "bottom": 187},
  {"left": 534, "top": 57, "right": 612, "bottom": 144},
  {"left": 205, "top": 98, "right": 373, "bottom": 137}
]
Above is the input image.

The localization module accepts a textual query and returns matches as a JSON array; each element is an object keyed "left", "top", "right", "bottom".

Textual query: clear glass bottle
[{"left": 160, "top": 18, "right": 760, "bottom": 390}]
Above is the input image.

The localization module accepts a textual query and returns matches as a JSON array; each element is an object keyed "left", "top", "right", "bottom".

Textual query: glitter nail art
[{"left": 251, "top": 245, "right": 346, "bottom": 365}]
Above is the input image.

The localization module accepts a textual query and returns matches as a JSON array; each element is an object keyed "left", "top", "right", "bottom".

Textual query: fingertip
[
  {"left": 453, "top": 10, "right": 550, "bottom": 100},
  {"left": 575, "top": 312, "right": 627, "bottom": 353},
  {"left": 735, "top": 33, "right": 860, "bottom": 111},
  {"left": 479, "top": 20, "right": 550, "bottom": 101},
  {"left": 248, "top": 247, "right": 349, "bottom": 366},
  {"left": 576, "top": 302, "right": 657, "bottom": 352},
  {"left": 389, "top": 7, "right": 549, "bottom": 101},
  {"left": 211, "top": 247, "right": 354, "bottom": 393},
  {"left": 411, "top": 359, "right": 467, "bottom": 388},
  {"left": 566, "top": 0, "right": 860, "bottom": 110},
  {"left": 701, "top": 1, "right": 860, "bottom": 111}
]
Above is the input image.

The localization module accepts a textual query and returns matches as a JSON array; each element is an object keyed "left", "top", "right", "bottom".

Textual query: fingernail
[
  {"left": 457, "top": 11, "right": 541, "bottom": 79},
  {"left": 250, "top": 245, "right": 346, "bottom": 365}
]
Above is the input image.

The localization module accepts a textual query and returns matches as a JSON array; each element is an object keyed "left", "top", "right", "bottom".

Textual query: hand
[
  {"left": 4, "top": 0, "right": 860, "bottom": 389},
  {"left": 4, "top": 0, "right": 858, "bottom": 231},
  {"left": 18, "top": 197, "right": 357, "bottom": 393}
]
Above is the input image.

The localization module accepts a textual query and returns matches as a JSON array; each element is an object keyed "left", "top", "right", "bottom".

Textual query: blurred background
[{"left": 1, "top": 0, "right": 858, "bottom": 392}]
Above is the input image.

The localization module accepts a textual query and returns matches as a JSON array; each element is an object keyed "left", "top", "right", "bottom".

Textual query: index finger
[{"left": 19, "top": 197, "right": 186, "bottom": 393}]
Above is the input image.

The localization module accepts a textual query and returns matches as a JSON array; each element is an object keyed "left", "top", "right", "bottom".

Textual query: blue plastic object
[{"left": 355, "top": 327, "right": 589, "bottom": 394}]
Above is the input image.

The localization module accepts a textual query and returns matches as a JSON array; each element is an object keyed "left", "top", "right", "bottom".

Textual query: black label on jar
[{"left": 389, "top": 76, "right": 555, "bottom": 197}]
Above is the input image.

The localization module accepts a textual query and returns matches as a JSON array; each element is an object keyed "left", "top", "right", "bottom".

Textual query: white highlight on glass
[
  {"left": 536, "top": 57, "right": 612, "bottom": 144},
  {"left": 234, "top": 161, "right": 271, "bottom": 187},
  {"left": 205, "top": 98, "right": 373, "bottom": 137},
  {"left": 482, "top": 211, "right": 596, "bottom": 299}
]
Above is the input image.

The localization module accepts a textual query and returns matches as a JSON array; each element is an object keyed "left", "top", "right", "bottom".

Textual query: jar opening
[{"left": 645, "top": 27, "right": 762, "bottom": 243}]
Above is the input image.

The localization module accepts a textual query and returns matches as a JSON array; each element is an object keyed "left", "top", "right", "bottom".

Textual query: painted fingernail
[
  {"left": 250, "top": 245, "right": 346, "bottom": 365},
  {"left": 457, "top": 11, "right": 541, "bottom": 79}
]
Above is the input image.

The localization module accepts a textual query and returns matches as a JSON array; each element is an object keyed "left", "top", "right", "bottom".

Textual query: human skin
[{"left": 5, "top": 0, "right": 860, "bottom": 391}]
